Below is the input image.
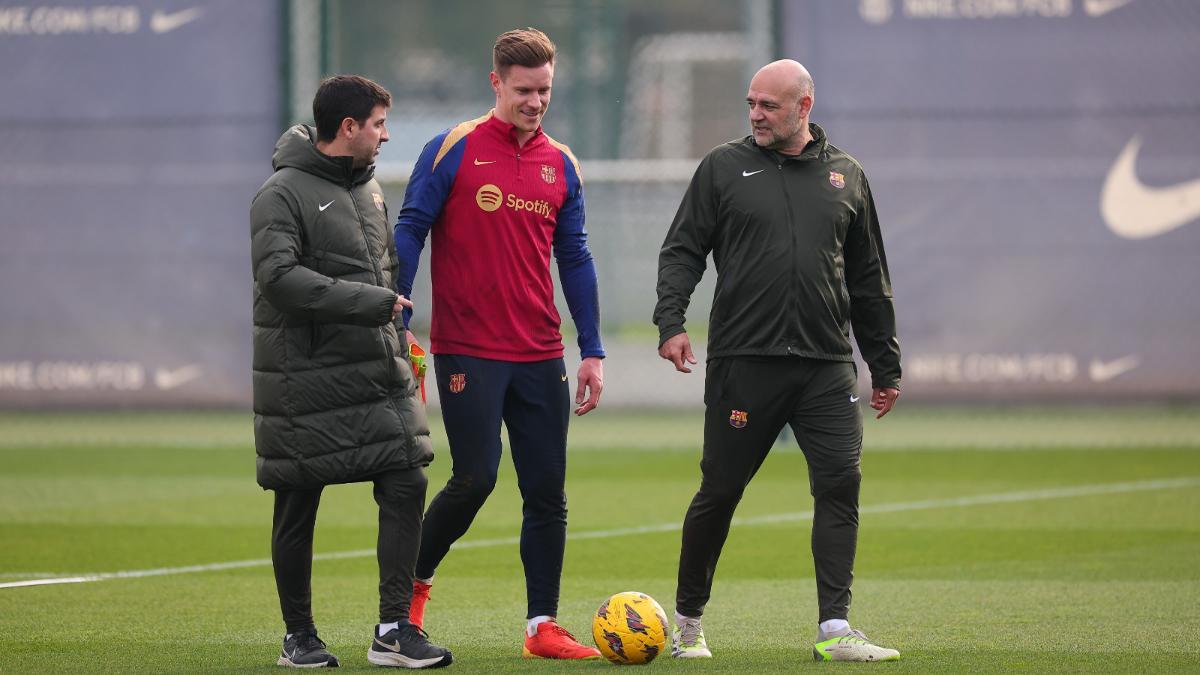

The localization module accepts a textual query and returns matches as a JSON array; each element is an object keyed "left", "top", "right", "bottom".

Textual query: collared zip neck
[{"left": 755, "top": 122, "right": 830, "bottom": 166}]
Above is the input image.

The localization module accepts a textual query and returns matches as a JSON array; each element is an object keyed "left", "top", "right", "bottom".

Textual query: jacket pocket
[
  {"left": 379, "top": 325, "right": 417, "bottom": 397},
  {"left": 308, "top": 322, "right": 320, "bottom": 357},
  {"left": 393, "top": 395, "right": 434, "bottom": 466},
  {"left": 285, "top": 320, "right": 317, "bottom": 361}
]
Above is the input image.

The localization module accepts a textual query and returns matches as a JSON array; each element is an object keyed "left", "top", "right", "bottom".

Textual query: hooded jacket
[
  {"left": 250, "top": 125, "right": 433, "bottom": 489},
  {"left": 654, "top": 124, "right": 901, "bottom": 389}
]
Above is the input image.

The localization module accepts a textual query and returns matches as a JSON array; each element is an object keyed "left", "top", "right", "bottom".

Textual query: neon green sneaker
[
  {"left": 671, "top": 616, "right": 712, "bottom": 658},
  {"left": 813, "top": 628, "right": 900, "bottom": 662}
]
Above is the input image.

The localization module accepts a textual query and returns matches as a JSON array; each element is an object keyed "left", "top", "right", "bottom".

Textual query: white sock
[
  {"left": 527, "top": 615, "right": 554, "bottom": 637},
  {"left": 378, "top": 622, "right": 399, "bottom": 637},
  {"left": 416, "top": 576, "right": 433, "bottom": 585},
  {"left": 675, "top": 611, "right": 700, "bottom": 625},
  {"left": 820, "top": 619, "right": 849, "bottom": 636}
]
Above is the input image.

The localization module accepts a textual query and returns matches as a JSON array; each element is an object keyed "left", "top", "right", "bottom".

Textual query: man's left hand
[
  {"left": 574, "top": 357, "right": 604, "bottom": 416},
  {"left": 870, "top": 387, "right": 900, "bottom": 419}
]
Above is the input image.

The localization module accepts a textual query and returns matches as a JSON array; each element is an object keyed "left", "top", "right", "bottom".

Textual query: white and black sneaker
[
  {"left": 368, "top": 624, "right": 453, "bottom": 669},
  {"left": 278, "top": 630, "right": 340, "bottom": 668}
]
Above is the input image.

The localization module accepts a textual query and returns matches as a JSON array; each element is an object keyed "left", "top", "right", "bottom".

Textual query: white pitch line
[{"left": 3, "top": 477, "right": 1197, "bottom": 590}]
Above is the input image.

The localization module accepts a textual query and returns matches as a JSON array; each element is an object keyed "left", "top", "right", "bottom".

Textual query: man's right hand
[
  {"left": 392, "top": 294, "right": 413, "bottom": 321},
  {"left": 658, "top": 332, "right": 698, "bottom": 373}
]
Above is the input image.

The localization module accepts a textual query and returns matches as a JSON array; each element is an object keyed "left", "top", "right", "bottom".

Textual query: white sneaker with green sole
[
  {"left": 812, "top": 628, "right": 900, "bottom": 662},
  {"left": 671, "top": 616, "right": 712, "bottom": 658}
]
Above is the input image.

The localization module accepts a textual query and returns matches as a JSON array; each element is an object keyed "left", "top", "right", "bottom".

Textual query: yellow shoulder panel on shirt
[
  {"left": 431, "top": 111, "right": 493, "bottom": 171},
  {"left": 544, "top": 134, "right": 583, "bottom": 186}
]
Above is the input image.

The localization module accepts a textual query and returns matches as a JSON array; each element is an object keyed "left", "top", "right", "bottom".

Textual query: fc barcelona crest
[
  {"left": 729, "top": 410, "right": 748, "bottom": 429},
  {"left": 540, "top": 164, "right": 556, "bottom": 184},
  {"left": 828, "top": 171, "right": 845, "bottom": 189},
  {"left": 372, "top": 192, "right": 385, "bottom": 211},
  {"left": 449, "top": 373, "right": 466, "bottom": 394}
]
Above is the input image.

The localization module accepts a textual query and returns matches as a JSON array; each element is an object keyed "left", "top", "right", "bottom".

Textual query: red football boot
[{"left": 522, "top": 621, "right": 602, "bottom": 660}]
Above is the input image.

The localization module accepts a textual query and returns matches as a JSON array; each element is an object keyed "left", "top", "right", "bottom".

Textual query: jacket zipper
[
  {"left": 777, "top": 160, "right": 798, "bottom": 355},
  {"left": 348, "top": 184, "right": 400, "bottom": 377},
  {"left": 347, "top": 181, "right": 412, "bottom": 452}
]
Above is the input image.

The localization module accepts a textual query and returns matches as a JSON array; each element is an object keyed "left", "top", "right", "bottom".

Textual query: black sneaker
[
  {"left": 368, "top": 623, "right": 453, "bottom": 668},
  {"left": 278, "top": 630, "right": 340, "bottom": 668}
]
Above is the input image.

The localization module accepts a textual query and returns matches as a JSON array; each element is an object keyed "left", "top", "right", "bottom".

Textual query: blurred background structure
[{"left": 1, "top": 0, "right": 1198, "bottom": 409}]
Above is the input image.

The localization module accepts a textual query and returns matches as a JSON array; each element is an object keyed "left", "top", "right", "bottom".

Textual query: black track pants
[
  {"left": 272, "top": 467, "right": 427, "bottom": 633},
  {"left": 675, "top": 356, "right": 863, "bottom": 623}
]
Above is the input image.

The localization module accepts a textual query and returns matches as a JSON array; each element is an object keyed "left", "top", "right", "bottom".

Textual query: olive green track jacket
[{"left": 654, "top": 124, "right": 901, "bottom": 389}]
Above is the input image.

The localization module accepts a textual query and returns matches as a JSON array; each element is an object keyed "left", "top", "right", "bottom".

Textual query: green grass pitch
[{"left": 1, "top": 407, "right": 1198, "bottom": 672}]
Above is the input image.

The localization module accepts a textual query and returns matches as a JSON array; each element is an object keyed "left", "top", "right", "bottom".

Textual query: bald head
[
  {"left": 747, "top": 60, "right": 814, "bottom": 154},
  {"left": 751, "top": 59, "right": 814, "bottom": 102}
]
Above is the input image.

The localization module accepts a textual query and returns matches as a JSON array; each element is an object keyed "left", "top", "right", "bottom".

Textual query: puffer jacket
[{"left": 250, "top": 124, "right": 433, "bottom": 489}]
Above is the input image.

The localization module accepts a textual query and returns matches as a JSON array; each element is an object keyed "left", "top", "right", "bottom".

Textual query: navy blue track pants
[{"left": 416, "top": 354, "right": 571, "bottom": 619}]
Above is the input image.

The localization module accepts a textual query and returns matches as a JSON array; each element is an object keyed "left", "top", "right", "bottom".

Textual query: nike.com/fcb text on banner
[
  {"left": 1, "top": 0, "right": 1198, "bottom": 406},
  {"left": 0, "top": 0, "right": 278, "bottom": 407}
]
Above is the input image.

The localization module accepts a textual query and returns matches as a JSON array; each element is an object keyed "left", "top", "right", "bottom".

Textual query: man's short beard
[{"left": 761, "top": 120, "right": 804, "bottom": 151}]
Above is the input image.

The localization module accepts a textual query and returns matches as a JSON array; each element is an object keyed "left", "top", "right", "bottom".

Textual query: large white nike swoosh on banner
[
  {"left": 1101, "top": 136, "right": 1200, "bottom": 239},
  {"left": 1083, "top": 0, "right": 1135, "bottom": 17}
]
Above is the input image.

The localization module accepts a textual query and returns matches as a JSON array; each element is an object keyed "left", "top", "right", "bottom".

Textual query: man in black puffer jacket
[{"left": 250, "top": 75, "right": 451, "bottom": 669}]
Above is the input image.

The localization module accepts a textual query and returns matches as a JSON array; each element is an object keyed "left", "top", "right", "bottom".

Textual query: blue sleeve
[
  {"left": 553, "top": 155, "right": 605, "bottom": 359},
  {"left": 394, "top": 131, "right": 463, "bottom": 328}
]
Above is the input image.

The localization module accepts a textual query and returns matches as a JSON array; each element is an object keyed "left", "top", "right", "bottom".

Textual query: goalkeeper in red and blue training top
[{"left": 394, "top": 27, "right": 605, "bottom": 660}]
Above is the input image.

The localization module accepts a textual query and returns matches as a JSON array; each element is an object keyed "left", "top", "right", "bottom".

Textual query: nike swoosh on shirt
[
  {"left": 149, "top": 7, "right": 204, "bottom": 33},
  {"left": 474, "top": 158, "right": 496, "bottom": 166},
  {"left": 742, "top": 169, "right": 764, "bottom": 177},
  {"left": 850, "top": 395, "right": 860, "bottom": 403},
  {"left": 319, "top": 200, "right": 334, "bottom": 212},
  {"left": 1101, "top": 136, "right": 1200, "bottom": 239},
  {"left": 1088, "top": 355, "right": 1140, "bottom": 382},
  {"left": 1083, "top": 0, "right": 1135, "bottom": 17}
]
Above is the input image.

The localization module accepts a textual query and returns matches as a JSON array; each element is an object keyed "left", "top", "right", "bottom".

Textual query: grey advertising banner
[
  {"left": 0, "top": 1, "right": 279, "bottom": 407},
  {"left": 783, "top": 0, "right": 1200, "bottom": 400},
  {"left": 2, "top": 0, "right": 1196, "bottom": 408}
]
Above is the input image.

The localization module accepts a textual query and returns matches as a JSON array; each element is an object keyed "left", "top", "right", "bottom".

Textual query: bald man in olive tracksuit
[{"left": 655, "top": 59, "right": 902, "bottom": 663}]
